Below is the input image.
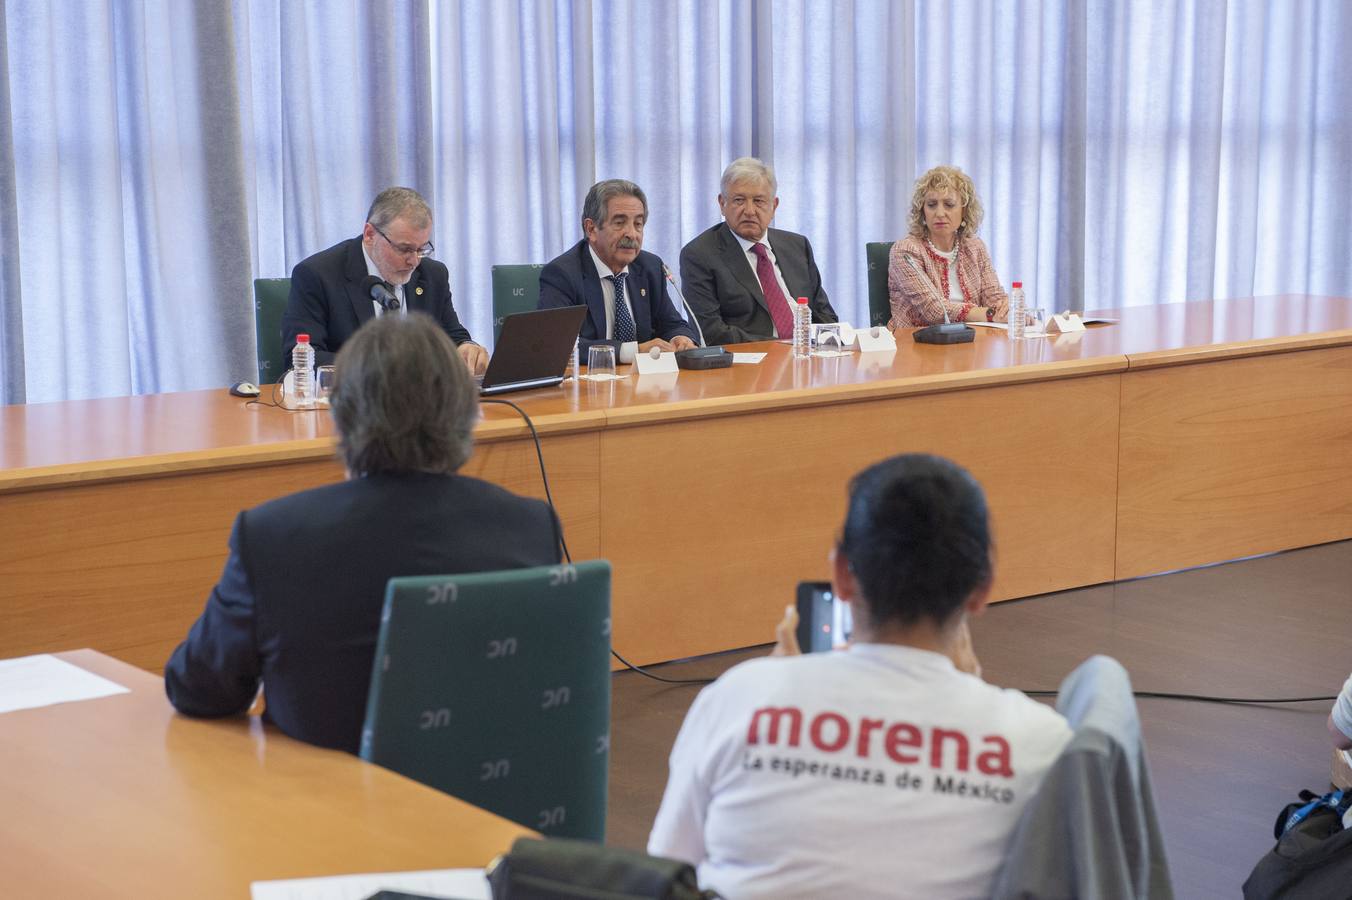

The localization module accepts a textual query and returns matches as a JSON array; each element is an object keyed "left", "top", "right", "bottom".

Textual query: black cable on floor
[
  {"left": 482, "top": 396, "right": 714, "bottom": 686},
  {"left": 610, "top": 646, "right": 716, "bottom": 685},
  {"left": 1022, "top": 690, "right": 1338, "bottom": 705}
]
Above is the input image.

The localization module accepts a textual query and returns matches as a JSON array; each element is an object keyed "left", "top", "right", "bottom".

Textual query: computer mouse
[{"left": 229, "top": 382, "right": 261, "bottom": 398}]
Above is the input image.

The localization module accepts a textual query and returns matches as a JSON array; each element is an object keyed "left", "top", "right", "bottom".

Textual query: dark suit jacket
[
  {"left": 164, "top": 472, "right": 560, "bottom": 754},
  {"left": 679, "top": 223, "right": 837, "bottom": 345},
  {"left": 281, "top": 236, "right": 474, "bottom": 366},
  {"left": 537, "top": 240, "right": 697, "bottom": 355}
]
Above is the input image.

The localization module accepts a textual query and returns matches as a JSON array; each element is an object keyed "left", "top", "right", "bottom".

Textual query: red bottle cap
[
  {"left": 796, "top": 296, "right": 808, "bottom": 304},
  {"left": 1012, "top": 282, "right": 1022, "bottom": 289},
  {"left": 297, "top": 334, "right": 310, "bottom": 343}
]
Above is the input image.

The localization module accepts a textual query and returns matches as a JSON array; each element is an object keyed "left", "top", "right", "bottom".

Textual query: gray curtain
[
  {"left": 0, "top": 1, "right": 21, "bottom": 404},
  {"left": 1, "top": 0, "right": 1349, "bottom": 405}
]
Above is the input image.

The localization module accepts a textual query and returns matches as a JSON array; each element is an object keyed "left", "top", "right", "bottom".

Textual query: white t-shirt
[
  {"left": 648, "top": 644, "right": 1073, "bottom": 900},
  {"left": 586, "top": 244, "right": 639, "bottom": 362},
  {"left": 1334, "top": 672, "right": 1352, "bottom": 740}
]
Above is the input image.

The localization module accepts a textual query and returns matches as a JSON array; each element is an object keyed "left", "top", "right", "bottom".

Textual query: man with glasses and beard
[
  {"left": 166, "top": 314, "right": 557, "bottom": 751},
  {"left": 282, "top": 186, "right": 488, "bottom": 374}
]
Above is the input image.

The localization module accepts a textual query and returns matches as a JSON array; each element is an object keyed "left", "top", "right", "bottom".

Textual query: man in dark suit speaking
[
  {"left": 538, "top": 179, "right": 698, "bottom": 362},
  {"left": 680, "top": 158, "right": 837, "bottom": 346},
  {"left": 281, "top": 186, "right": 488, "bottom": 374},
  {"left": 165, "top": 314, "right": 560, "bottom": 753}
]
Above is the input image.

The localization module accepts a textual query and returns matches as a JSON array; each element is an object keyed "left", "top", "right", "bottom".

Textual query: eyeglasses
[{"left": 371, "top": 224, "right": 434, "bottom": 259}]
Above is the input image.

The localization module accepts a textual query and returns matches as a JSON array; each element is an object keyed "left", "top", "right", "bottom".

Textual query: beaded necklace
[{"left": 923, "top": 235, "right": 971, "bottom": 303}]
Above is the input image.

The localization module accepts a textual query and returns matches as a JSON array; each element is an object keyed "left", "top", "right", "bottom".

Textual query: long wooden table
[
  {"left": 3, "top": 296, "right": 1351, "bottom": 671},
  {"left": 0, "top": 649, "right": 532, "bottom": 897}
]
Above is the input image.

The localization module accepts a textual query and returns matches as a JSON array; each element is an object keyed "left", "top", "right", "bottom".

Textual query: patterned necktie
[
  {"left": 609, "top": 272, "right": 637, "bottom": 343},
  {"left": 751, "top": 243, "right": 795, "bottom": 339}
]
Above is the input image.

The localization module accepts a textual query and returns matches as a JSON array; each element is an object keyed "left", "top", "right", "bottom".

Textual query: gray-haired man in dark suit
[{"left": 679, "top": 157, "right": 837, "bottom": 346}]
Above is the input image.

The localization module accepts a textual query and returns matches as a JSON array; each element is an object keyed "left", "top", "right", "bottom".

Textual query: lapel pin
[
  {"left": 415, "top": 286, "right": 424, "bottom": 296},
  {"left": 640, "top": 288, "right": 647, "bottom": 297}
]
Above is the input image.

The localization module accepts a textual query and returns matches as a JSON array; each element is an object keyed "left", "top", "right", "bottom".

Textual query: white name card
[
  {"left": 855, "top": 326, "right": 898, "bottom": 352},
  {"left": 634, "top": 349, "right": 679, "bottom": 376},
  {"left": 1046, "top": 312, "right": 1086, "bottom": 333}
]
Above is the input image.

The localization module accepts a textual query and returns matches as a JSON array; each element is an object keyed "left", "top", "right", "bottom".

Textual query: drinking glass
[
  {"left": 315, "top": 365, "right": 337, "bottom": 404},
  {"left": 1025, "top": 307, "right": 1047, "bottom": 336},
  {"left": 586, "top": 344, "right": 618, "bottom": 381},
  {"left": 812, "top": 323, "right": 847, "bottom": 358}
]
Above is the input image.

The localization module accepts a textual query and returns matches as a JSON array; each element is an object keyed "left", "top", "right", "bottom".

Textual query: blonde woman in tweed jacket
[{"left": 887, "top": 165, "right": 1010, "bottom": 328}]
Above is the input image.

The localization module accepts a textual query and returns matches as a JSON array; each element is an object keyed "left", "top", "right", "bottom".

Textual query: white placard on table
[
  {"left": 634, "top": 350, "right": 679, "bottom": 375},
  {"left": 855, "top": 327, "right": 898, "bottom": 352},
  {"left": 731, "top": 352, "right": 767, "bottom": 364},
  {"left": 251, "top": 868, "right": 490, "bottom": 900},
  {"left": 1046, "top": 312, "right": 1086, "bottom": 333},
  {"left": 0, "top": 654, "right": 129, "bottom": 715}
]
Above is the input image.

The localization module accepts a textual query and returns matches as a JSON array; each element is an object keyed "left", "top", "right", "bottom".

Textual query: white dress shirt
[
  {"left": 361, "top": 244, "right": 407, "bottom": 317},
  {"left": 587, "top": 243, "right": 639, "bottom": 362}
]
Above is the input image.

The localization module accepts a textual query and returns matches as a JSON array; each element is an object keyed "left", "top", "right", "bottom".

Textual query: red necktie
[{"left": 751, "top": 243, "right": 796, "bottom": 339}]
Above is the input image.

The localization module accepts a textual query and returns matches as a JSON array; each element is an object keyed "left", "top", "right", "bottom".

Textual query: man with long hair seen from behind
[{"left": 165, "top": 313, "right": 560, "bottom": 753}]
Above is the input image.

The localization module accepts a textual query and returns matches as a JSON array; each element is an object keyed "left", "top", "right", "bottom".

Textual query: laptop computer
[{"left": 478, "top": 305, "right": 587, "bottom": 396}]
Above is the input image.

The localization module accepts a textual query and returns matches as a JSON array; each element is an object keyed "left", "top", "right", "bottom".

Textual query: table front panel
[
  {"left": 1117, "top": 345, "right": 1352, "bottom": 579},
  {"left": 600, "top": 373, "right": 1121, "bottom": 665}
]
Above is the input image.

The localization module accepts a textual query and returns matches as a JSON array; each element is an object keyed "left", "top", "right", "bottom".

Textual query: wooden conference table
[
  {"left": 2, "top": 295, "right": 1351, "bottom": 673},
  {"left": 0, "top": 649, "right": 532, "bottom": 897}
]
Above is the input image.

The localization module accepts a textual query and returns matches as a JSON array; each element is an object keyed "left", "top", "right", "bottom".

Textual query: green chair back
[
  {"left": 491, "top": 264, "right": 545, "bottom": 340},
  {"left": 361, "top": 561, "right": 612, "bottom": 842},
  {"left": 253, "top": 277, "right": 291, "bottom": 384},
  {"left": 865, "top": 242, "right": 895, "bottom": 328}
]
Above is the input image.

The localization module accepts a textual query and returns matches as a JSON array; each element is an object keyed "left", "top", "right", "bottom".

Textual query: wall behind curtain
[{"left": 1, "top": 0, "right": 1349, "bottom": 405}]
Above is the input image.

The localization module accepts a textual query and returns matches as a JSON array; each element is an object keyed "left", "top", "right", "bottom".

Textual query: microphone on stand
[
  {"left": 662, "top": 264, "right": 706, "bottom": 347},
  {"left": 905, "top": 255, "right": 974, "bottom": 345},
  {"left": 361, "top": 275, "right": 400, "bottom": 312}
]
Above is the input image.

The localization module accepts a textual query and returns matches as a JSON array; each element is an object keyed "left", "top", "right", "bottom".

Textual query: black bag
[
  {"left": 1243, "top": 789, "right": 1352, "bottom": 899},
  {"left": 488, "top": 837, "right": 720, "bottom": 900}
]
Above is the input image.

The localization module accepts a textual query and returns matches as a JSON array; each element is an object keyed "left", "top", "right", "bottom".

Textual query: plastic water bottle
[
  {"left": 1009, "top": 282, "right": 1027, "bottom": 340},
  {"left": 792, "top": 297, "right": 812, "bottom": 358},
  {"left": 292, "top": 333, "right": 315, "bottom": 407},
  {"left": 563, "top": 337, "right": 580, "bottom": 381}
]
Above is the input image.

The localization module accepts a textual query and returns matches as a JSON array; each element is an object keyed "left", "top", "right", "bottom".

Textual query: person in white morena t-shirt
[
  {"left": 1331, "top": 673, "right": 1352, "bottom": 750},
  {"left": 648, "top": 454, "right": 1073, "bottom": 900}
]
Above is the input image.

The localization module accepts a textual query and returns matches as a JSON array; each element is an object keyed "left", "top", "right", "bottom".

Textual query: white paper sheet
[
  {"left": 251, "top": 868, "right": 490, "bottom": 900},
  {"left": 964, "top": 321, "right": 1051, "bottom": 338},
  {"left": 731, "top": 352, "right": 767, "bottom": 364},
  {"left": 0, "top": 654, "right": 129, "bottom": 715},
  {"left": 968, "top": 316, "right": 1116, "bottom": 331}
]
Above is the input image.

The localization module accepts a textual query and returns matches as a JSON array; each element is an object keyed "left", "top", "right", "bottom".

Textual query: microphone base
[
  {"left": 675, "top": 347, "right": 734, "bottom": 370},
  {"left": 913, "top": 323, "right": 975, "bottom": 344}
]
